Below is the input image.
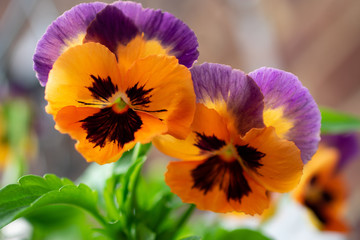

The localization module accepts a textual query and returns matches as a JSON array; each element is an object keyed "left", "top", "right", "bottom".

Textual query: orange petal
[
  {"left": 54, "top": 106, "right": 130, "bottom": 164},
  {"left": 153, "top": 103, "right": 230, "bottom": 160},
  {"left": 134, "top": 111, "right": 167, "bottom": 144},
  {"left": 116, "top": 34, "right": 169, "bottom": 73},
  {"left": 77, "top": 111, "right": 167, "bottom": 164},
  {"left": 165, "top": 160, "right": 269, "bottom": 214},
  {"left": 322, "top": 212, "right": 349, "bottom": 232},
  {"left": 75, "top": 137, "right": 135, "bottom": 165},
  {"left": 152, "top": 133, "right": 202, "bottom": 161},
  {"left": 238, "top": 127, "right": 303, "bottom": 192},
  {"left": 321, "top": 174, "right": 349, "bottom": 232},
  {"left": 45, "top": 42, "right": 122, "bottom": 116},
  {"left": 122, "top": 55, "right": 195, "bottom": 139},
  {"left": 191, "top": 104, "right": 230, "bottom": 141},
  {"left": 54, "top": 106, "right": 166, "bottom": 164}
]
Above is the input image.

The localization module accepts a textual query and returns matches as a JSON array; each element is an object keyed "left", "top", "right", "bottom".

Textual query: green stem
[
  {"left": 175, "top": 204, "right": 196, "bottom": 232},
  {"left": 164, "top": 204, "right": 196, "bottom": 240},
  {"left": 104, "top": 177, "right": 121, "bottom": 221},
  {"left": 90, "top": 210, "right": 109, "bottom": 228},
  {"left": 131, "top": 143, "right": 141, "bottom": 163},
  {"left": 130, "top": 158, "right": 144, "bottom": 214}
]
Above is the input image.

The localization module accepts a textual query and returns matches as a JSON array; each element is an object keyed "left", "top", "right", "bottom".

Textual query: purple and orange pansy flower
[
  {"left": 33, "top": 1, "right": 198, "bottom": 164},
  {"left": 293, "top": 133, "right": 358, "bottom": 232},
  {"left": 153, "top": 63, "right": 321, "bottom": 214},
  {"left": 34, "top": 0, "right": 323, "bottom": 216}
]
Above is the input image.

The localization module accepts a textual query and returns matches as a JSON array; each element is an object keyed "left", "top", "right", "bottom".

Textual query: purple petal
[
  {"left": 112, "top": 1, "right": 198, "bottom": 68},
  {"left": 33, "top": 2, "right": 106, "bottom": 86},
  {"left": 249, "top": 67, "right": 321, "bottom": 163},
  {"left": 191, "top": 63, "right": 265, "bottom": 136},
  {"left": 321, "top": 133, "right": 359, "bottom": 170},
  {"left": 84, "top": 5, "right": 139, "bottom": 55}
]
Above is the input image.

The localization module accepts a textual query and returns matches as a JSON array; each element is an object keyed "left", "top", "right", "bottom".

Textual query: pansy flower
[
  {"left": 293, "top": 134, "right": 358, "bottom": 232},
  {"left": 153, "top": 63, "right": 321, "bottom": 214},
  {"left": 0, "top": 101, "right": 38, "bottom": 169},
  {"left": 0, "top": 106, "right": 9, "bottom": 168},
  {"left": 34, "top": 1, "right": 198, "bottom": 164}
]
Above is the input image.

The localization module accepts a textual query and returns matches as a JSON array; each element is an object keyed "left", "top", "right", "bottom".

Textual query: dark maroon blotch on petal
[
  {"left": 194, "top": 132, "right": 226, "bottom": 152},
  {"left": 112, "top": 1, "right": 199, "bottom": 67},
  {"left": 126, "top": 83, "right": 153, "bottom": 107},
  {"left": 88, "top": 75, "right": 118, "bottom": 103},
  {"left": 236, "top": 144, "right": 265, "bottom": 171},
  {"left": 191, "top": 156, "right": 251, "bottom": 201},
  {"left": 80, "top": 107, "right": 142, "bottom": 148},
  {"left": 84, "top": 5, "right": 139, "bottom": 55}
]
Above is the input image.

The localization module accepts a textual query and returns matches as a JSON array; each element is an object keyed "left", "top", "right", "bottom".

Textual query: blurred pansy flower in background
[
  {"left": 154, "top": 63, "right": 321, "bottom": 214},
  {"left": 0, "top": 99, "right": 37, "bottom": 183},
  {"left": 293, "top": 133, "right": 359, "bottom": 232},
  {"left": 33, "top": 1, "right": 198, "bottom": 164},
  {"left": 0, "top": 106, "right": 9, "bottom": 168}
]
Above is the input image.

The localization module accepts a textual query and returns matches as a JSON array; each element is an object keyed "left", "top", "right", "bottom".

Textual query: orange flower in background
[
  {"left": 34, "top": 3, "right": 198, "bottom": 164},
  {"left": 0, "top": 106, "right": 9, "bottom": 168},
  {"left": 154, "top": 63, "right": 321, "bottom": 214},
  {"left": 293, "top": 138, "right": 353, "bottom": 232},
  {"left": 0, "top": 100, "right": 38, "bottom": 170}
]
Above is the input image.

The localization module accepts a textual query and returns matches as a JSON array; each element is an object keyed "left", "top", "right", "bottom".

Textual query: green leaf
[
  {"left": 143, "top": 192, "right": 173, "bottom": 231},
  {"left": 137, "top": 142, "right": 152, "bottom": 159},
  {"left": 26, "top": 205, "right": 93, "bottom": 240},
  {"left": 77, "top": 143, "right": 152, "bottom": 221},
  {"left": 0, "top": 174, "right": 105, "bottom": 229},
  {"left": 204, "top": 228, "right": 271, "bottom": 240},
  {"left": 320, "top": 107, "right": 360, "bottom": 133},
  {"left": 78, "top": 143, "right": 152, "bottom": 200},
  {"left": 179, "top": 237, "right": 201, "bottom": 240},
  {"left": 116, "top": 144, "right": 150, "bottom": 208},
  {"left": 117, "top": 155, "right": 146, "bottom": 221},
  {"left": 136, "top": 223, "right": 156, "bottom": 240}
]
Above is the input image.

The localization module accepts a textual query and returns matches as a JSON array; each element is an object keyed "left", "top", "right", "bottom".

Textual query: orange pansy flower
[{"left": 153, "top": 63, "right": 320, "bottom": 214}]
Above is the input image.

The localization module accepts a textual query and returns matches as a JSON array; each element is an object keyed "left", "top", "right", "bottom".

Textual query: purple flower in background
[{"left": 321, "top": 133, "right": 359, "bottom": 170}]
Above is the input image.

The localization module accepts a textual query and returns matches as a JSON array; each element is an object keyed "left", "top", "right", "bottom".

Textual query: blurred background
[{"left": 0, "top": 0, "right": 359, "bottom": 239}]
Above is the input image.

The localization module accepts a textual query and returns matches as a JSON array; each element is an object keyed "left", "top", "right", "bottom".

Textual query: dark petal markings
[
  {"left": 80, "top": 107, "right": 142, "bottom": 148},
  {"left": 84, "top": 5, "right": 139, "bottom": 55},
  {"left": 194, "top": 132, "right": 226, "bottom": 152},
  {"left": 87, "top": 75, "right": 118, "bottom": 102},
  {"left": 304, "top": 196, "right": 330, "bottom": 224},
  {"left": 126, "top": 82, "right": 167, "bottom": 113},
  {"left": 126, "top": 82, "right": 153, "bottom": 107},
  {"left": 236, "top": 144, "right": 265, "bottom": 171},
  {"left": 191, "top": 155, "right": 251, "bottom": 202},
  {"left": 304, "top": 174, "right": 335, "bottom": 224}
]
